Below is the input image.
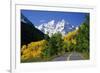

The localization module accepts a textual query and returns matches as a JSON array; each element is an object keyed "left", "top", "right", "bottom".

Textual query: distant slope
[{"left": 21, "top": 14, "right": 49, "bottom": 46}]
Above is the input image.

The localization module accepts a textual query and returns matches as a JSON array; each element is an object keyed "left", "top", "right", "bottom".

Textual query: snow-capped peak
[
  {"left": 56, "top": 19, "right": 65, "bottom": 30},
  {"left": 48, "top": 20, "right": 55, "bottom": 26},
  {"left": 21, "top": 13, "right": 32, "bottom": 25},
  {"left": 21, "top": 18, "right": 27, "bottom": 23},
  {"left": 36, "top": 19, "right": 75, "bottom": 37}
]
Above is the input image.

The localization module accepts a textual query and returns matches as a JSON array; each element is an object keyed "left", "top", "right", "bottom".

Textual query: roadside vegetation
[{"left": 21, "top": 15, "right": 89, "bottom": 62}]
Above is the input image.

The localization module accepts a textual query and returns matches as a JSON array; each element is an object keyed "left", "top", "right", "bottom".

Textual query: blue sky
[{"left": 21, "top": 9, "right": 89, "bottom": 27}]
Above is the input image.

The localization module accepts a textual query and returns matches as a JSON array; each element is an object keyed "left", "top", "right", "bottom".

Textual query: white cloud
[{"left": 40, "top": 20, "right": 46, "bottom": 23}]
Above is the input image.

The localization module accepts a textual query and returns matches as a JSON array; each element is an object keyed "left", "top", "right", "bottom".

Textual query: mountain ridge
[
  {"left": 36, "top": 19, "right": 77, "bottom": 37},
  {"left": 21, "top": 14, "right": 49, "bottom": 46}
]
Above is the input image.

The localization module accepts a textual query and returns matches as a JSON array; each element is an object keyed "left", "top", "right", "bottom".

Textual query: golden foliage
[
  {"left": 63, "top": 29, "right": 79, "bottom": 44},
  {"left": 21, "top": 40, "right": 47, "bottom": 61}
]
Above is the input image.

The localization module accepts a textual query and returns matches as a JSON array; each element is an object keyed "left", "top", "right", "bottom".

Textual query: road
[
  {"left": 52, "top": 54, "right": 69, "bottom": 61},
  {"left": 67, "top": 52, "right": 84, "bottom": 60},
  {"left": 52, "top": 52, "right": 84, "bottom": 61}
]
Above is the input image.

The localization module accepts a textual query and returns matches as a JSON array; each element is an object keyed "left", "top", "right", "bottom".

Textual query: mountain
[
  {"left": 21, "top": 14, "right": 49, "bottom": 46},
  {"left": 36, "top": 19, "right": 76, "bottom": 37}
]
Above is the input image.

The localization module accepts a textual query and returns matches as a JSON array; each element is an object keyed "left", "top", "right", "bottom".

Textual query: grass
[
  {"left": 82, "top": 52, "right": 89, "bottom": 59},
  {"left": 21, "top": 57, "right": 44, "bottom": 63}
]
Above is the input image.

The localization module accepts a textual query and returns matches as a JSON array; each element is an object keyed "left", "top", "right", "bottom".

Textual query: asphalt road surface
[
  {"left": 67, "top": 52, "right": 84, "bottom": 60},
  {"left": 52, "top": 52, "right": 84, "bottom": 61},
  {"left": 52, "top": 54, "right": 69, "bottom": 61}
]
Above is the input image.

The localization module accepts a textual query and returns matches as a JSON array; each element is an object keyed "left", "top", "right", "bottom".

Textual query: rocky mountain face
[{"left": 36, "top": 19, "right": 76, "bottom": 37}]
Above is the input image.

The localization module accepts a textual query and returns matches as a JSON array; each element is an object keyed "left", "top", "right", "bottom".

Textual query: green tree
[
  {"left": 75, "top": 15, "right": 89, "bottom": 53},
  {"left": 41, "top": 44, "right": 51, "bottom": 60},
  {"left": 41, "top": 32, "right": 64, "bottom": 59}
]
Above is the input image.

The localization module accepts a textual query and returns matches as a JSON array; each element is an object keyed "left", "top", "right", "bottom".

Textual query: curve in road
[
  {"left": 52, "top": 52, "right": 84, "bottom": 61},
  {"left": 67, "top": 52, "right": 84, "bottom": 60}
]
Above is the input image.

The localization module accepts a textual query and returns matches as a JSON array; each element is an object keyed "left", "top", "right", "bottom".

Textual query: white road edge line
[{"left": 67, "top": 53, "right": 73, "bottom": 61}]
